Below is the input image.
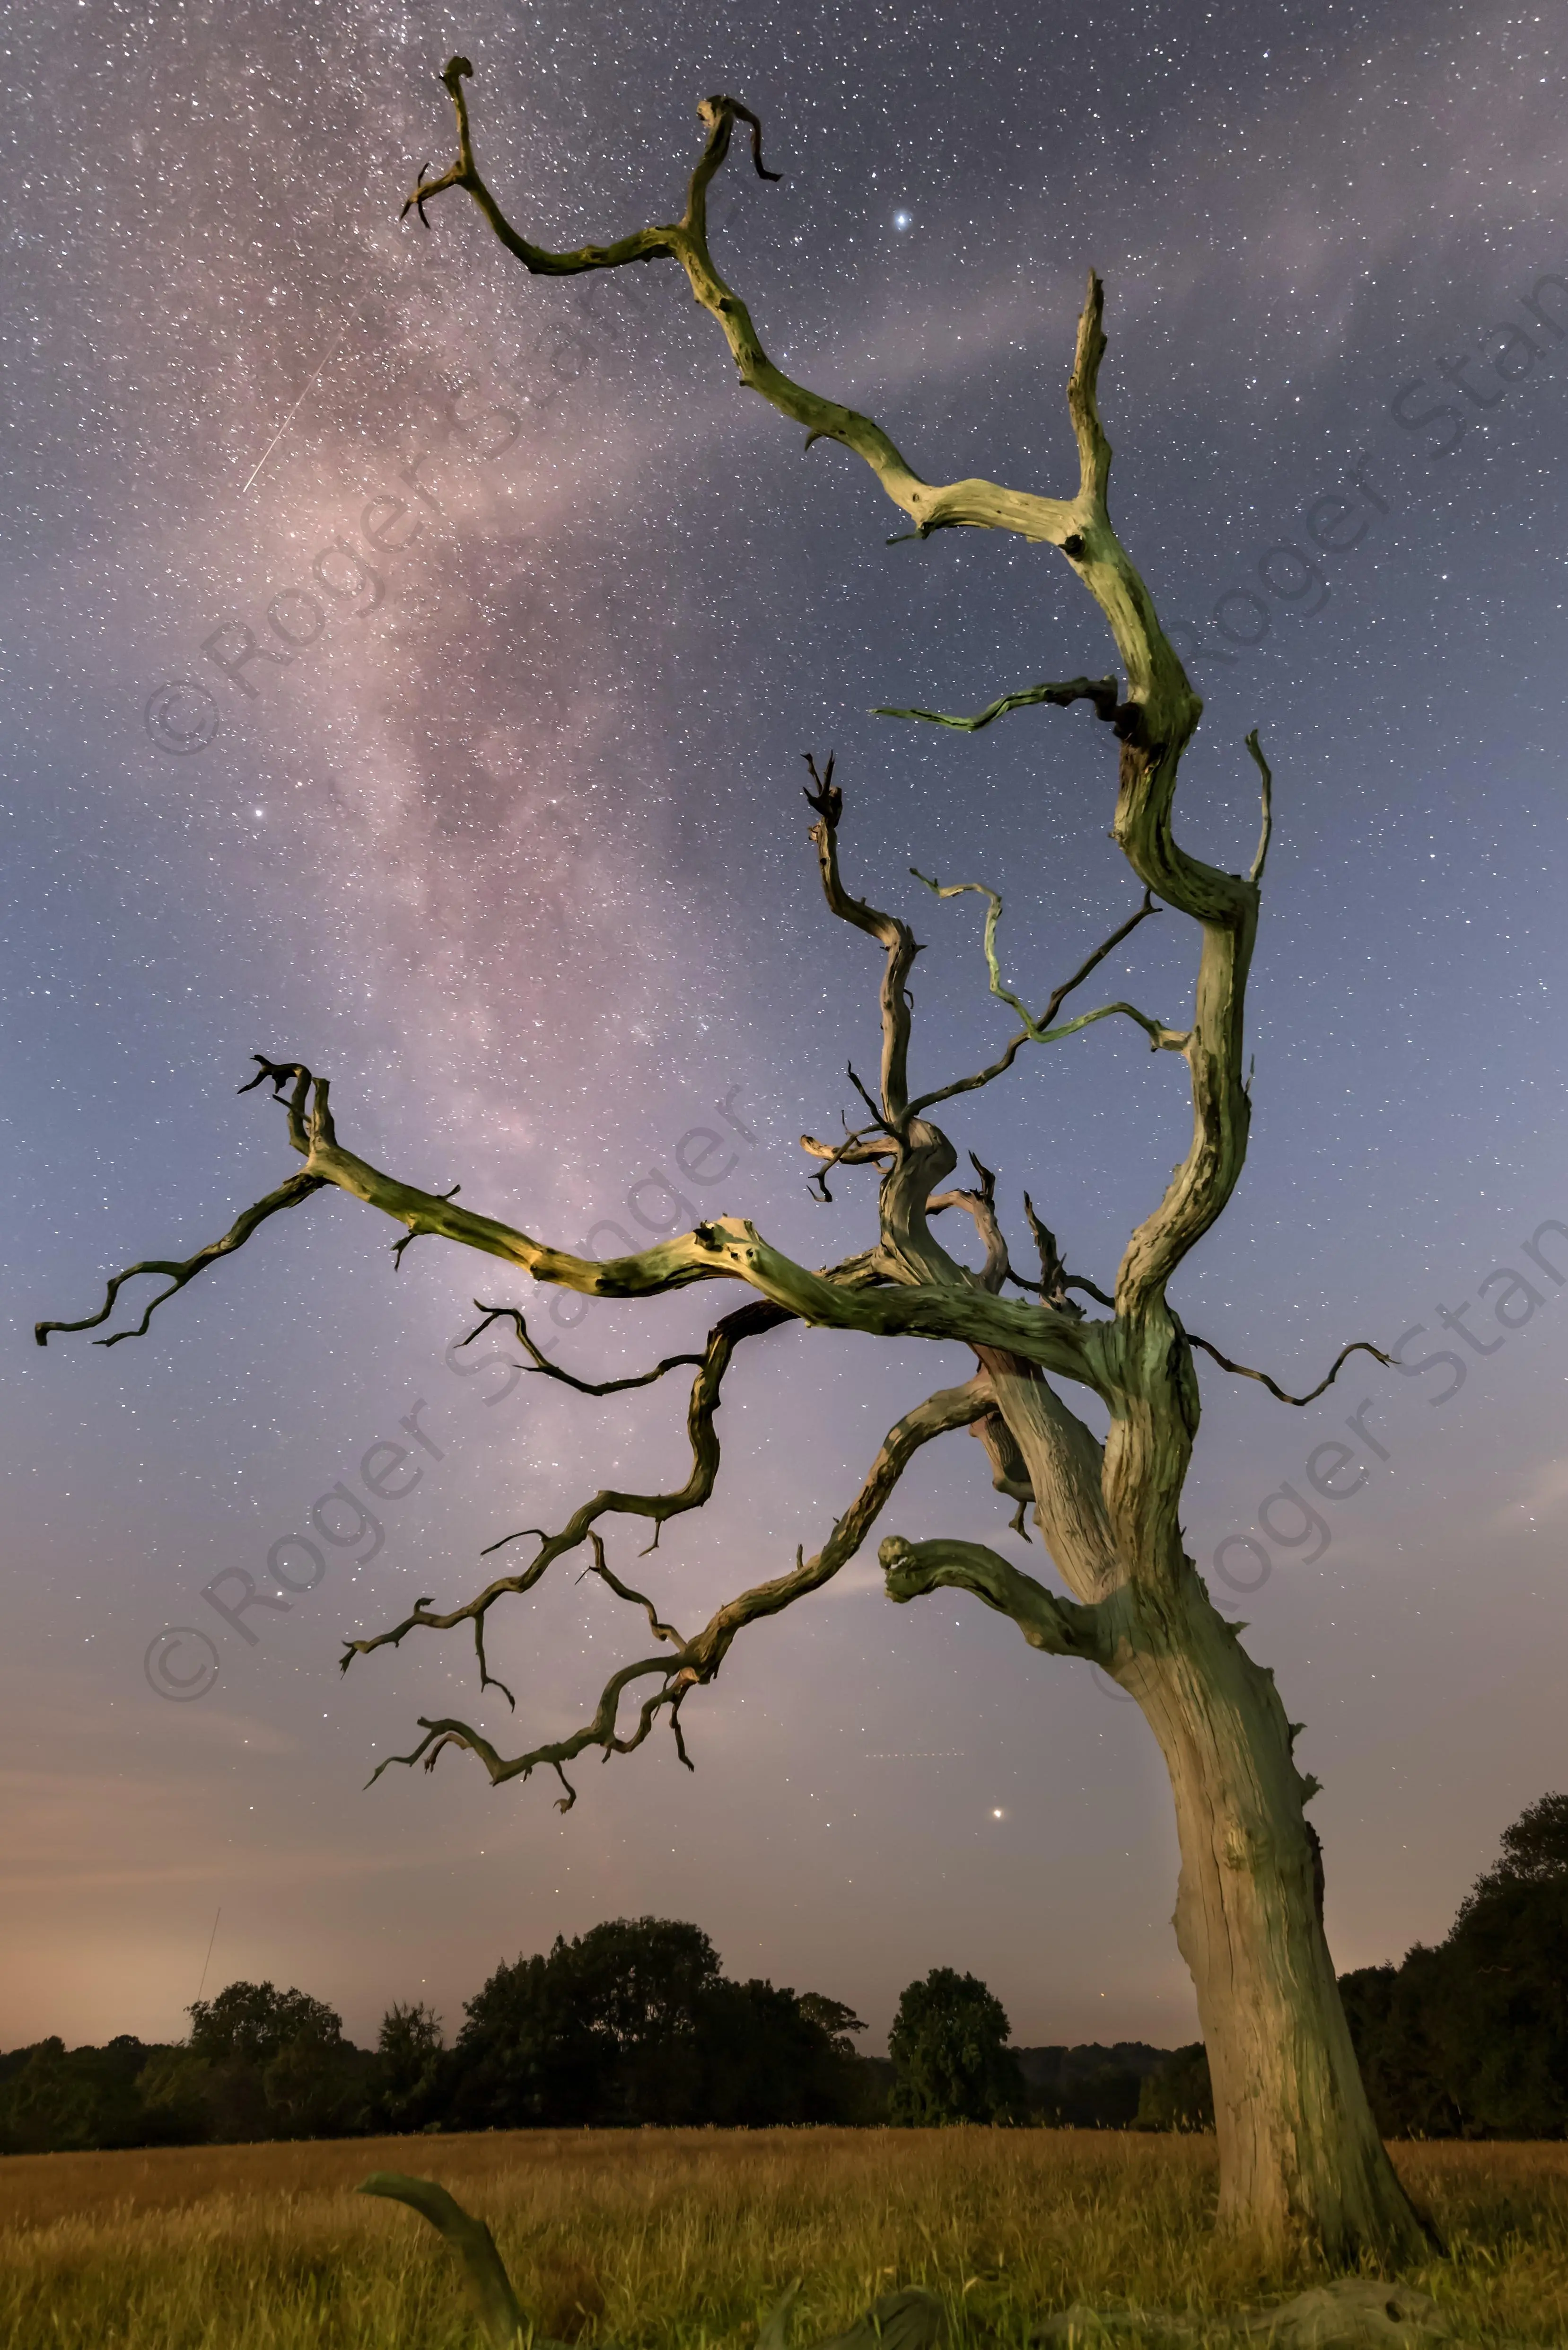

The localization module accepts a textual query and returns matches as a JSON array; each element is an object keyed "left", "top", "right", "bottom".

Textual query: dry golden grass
[{"left": 1, "top": 2129, "right": 1566, "bottom": 2350}]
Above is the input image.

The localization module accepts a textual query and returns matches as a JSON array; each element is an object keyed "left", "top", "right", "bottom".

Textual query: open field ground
[{"left": 2, "top": 2129, "right": 1567, "bottom": 2349}]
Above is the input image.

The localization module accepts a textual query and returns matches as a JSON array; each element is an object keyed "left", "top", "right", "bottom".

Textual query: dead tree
[{"left": 41, "top": 61, "right": 1431, "bottom": 2262}]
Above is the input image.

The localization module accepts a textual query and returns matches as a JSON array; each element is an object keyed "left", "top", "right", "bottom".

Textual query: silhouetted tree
[
  {"left": 448, "top": 1918, "right": 866, "bottom": 2127},
  {"left": 0, "top": 2036, "right": 165, "bottom": 2153},
  {"left": 693, "top": 1978, "right": 867, "bottom": 2125},
  {"left": 1341, "top": 1792, "right": 1568, "bottom": 2138},
  {"left": 563, "top": 1916, "right": 724, "bottom": 2124},
  {"left": 137, "top": 1979, "right": 369, "bottom": 2143},
  {"left": 188, "top": 1980, "right": 345, "bottom": 2066},
  {"left": 374, "top": 2000, "right": 447, "bottom": 2132},
  {"left": 1466, "top": 1789, "right": 1568, "bottom": 1891},
  {"left": 889, "top": 1968, "right": 1024, "bottom": 2125}
]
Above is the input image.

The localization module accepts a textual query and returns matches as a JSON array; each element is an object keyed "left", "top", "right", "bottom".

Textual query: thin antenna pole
[{"left": 195, "top": 1906, "right": 222, "bottom": 2006}]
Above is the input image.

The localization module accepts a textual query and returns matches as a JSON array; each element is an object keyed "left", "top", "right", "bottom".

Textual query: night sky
[{"left": 5, "top": 0, "right": 1568, "bottom": 2058}]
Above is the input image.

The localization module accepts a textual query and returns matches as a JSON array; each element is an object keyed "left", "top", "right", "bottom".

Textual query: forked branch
[
  {"left": 928, "top": 1153, "right": 1011, "bottom": 1292},
  {"left": 369, "top": 1376, "right": 994, "bottom": 1806},
  {"left": 911, "top": 868, "right": 1185, "bottom": 1060},
  {"left": 341, "top": 1297, "right": 793, "bottom": 1695},
  {"left": 34, "top": 1170, "right": 324, "bottom": 1347},
  {"left": 803, "top": 753, "right": 920, "bottom": 1129},
  {"left": 462, "top": 1302, "right": 707, "bottom": 1397},
  {"left": 401, "top": 55, "right": 1278, "bottom": 1322},
  {"left": 582, "top": 1533, "right": 688, "bottom": 1647},
  {"left": 909, "top": 889, "right": 1163, "bottom": 1117},
  {"left": 42, "top": 1057, "right": 1106, "bottom": 1385}
]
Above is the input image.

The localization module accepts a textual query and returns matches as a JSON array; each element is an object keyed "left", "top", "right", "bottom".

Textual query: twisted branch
[
  {"left": 911, "top": 867, "right": 1185, "bottom": 1059},
  {"left": 461, "top": 1302, "right": 707, "bottom": 1397},
  {"left": 1247, "top": 729, "right": 1274, "bottom": 887},
  {"left": 369, "top": 1376, "right": 994, "bottom": 1806},
  {"left": 803, "top": 753, "right": 920, "bottom": 1129},
  {"left": 1185, "top": 1330, "right": 1393, "bottom": 1409},
  {"left": 908, "top": 890, "right": 1161, "bottom": 1117},
  {"left": 43, "top": 1057, "right": 1106, "bottom": 1388},
  {"left": 874, "top": 674, "right": 1125, "bottom": 734},
  {"left": 802, "top": 757, "right": 977, "bottom": 1291},
  {"left": 401, "top": 61, "right": 1075, "bottom": 544},
  {"left": 798, "top": 1125, "right": 895, "bottom": 1205},
  {"left": 582, "top": 1532, "right": 688, "bottom": 1647},
  {"left": 341, "top": 1298, "right": 793, "bottom": 1690},
  {"left": 928, "top": 1153, "right": 1011, "bottom": 1293},
  {"left": 879, "top": 1533, "right": 1107, "bottom": 1659},
  {"left": 400, "top": 59, "right": 1272, "bottom": 1331},
  {"left": 34, "top": 1171, "right": 324, "bottom": 1347}
]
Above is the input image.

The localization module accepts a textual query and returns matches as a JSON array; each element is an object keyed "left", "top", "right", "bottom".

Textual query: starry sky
[{"left": 4, "top": 0, "right": 1568, "bottom": 2059}]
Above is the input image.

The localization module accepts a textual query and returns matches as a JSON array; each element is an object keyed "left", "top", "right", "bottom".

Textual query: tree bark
[
  {"left": 1126, "top": 1585, "right": 1426, "bottom": 2262},
  {"left": 979, "top": 1340, "right": 1427, "bottom": 2262}
]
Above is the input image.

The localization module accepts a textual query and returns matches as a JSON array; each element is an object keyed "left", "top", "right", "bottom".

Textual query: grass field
[{"left": 2, "top": 2128, "right": 1567, "bottom": 2349}]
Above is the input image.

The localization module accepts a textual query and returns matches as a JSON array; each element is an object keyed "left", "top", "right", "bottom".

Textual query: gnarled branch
[
  {"left": 803, "top": 759, "right": 976, "bottom": 1292},
  {"left": 461, "top": 1301, "right": 707, "bottom": 1397},
  {"left": 803, "top": 752, "right": 921, "bottom": 1133},
  {"left": 402, "top": 60, "right": 1269, "bottom": 1333},
  {"left": 342, "top": 1297, "right": 793, "bottom": 1687},
  {"left": 928, "top": 1151, "right": 1011, "bottom": 1294},
  {"left": 582, "top": 1531, "right": 688, "bottom": 1647},
  {"left": 369, "top": 1376, "right": 994, "bottom": 1806},
  {"left": 402, "top": 60, "right": 1076, "bottom": 545},
  {"left": 908, "top": 890, "right": 1160, "bottom": 1118},
  {"left": 874, "top": 673, "right": 1124, "bottom": 734},
  {"left": 879, "top": 1533, "right": 1107, "bottom": 1659},
  {"left": 1185, "top": 1330, "right": 1393, "bottom": 1409},
  {"left": 34, "top": 1170, "right": 324, "bottom": 1347},
  {"left": 912, "top": 866, "right": 1186, "bottom": 1058},
  {"left": 43, "top": 1059, "right": 1105, "bottom": 1386},
  {"left": 1247, "top": 728, "right": 1274, "bottom": 887},
  {"left": 798, "top": 1125, "right": 895, "bottom": 1205}
]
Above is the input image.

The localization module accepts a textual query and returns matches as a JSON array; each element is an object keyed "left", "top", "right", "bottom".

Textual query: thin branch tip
[
  {"left": 1186, "top": 1329, "right": 1392, "bottom": 1409},
  {"left": 697, "top": 95, "right": 782, "bottom": 180},
  {"left": 874, "top": 673, "right": 1121, "bottom": 736},
  {"left": 1246, "top": 730, "right": 1274, "bottom": 885}
]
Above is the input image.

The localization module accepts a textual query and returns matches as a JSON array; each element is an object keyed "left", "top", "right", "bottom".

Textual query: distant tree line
[
  {"left": 4, "top": 1798, "right": 1563, "bottom": 2154},
  {"left": 1340, "top": 1791, "right": 1568, "bottom": 2138},
  {"left": 0, "top": 1920, "right": 879, "bottom": 2153}
]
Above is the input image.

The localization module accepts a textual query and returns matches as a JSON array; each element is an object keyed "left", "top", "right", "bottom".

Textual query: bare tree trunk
[
  {"left": 985, "top": 1336, "right": 1428, "bottom": 2263},
  {"left": 1131, "top": 1590, "right": 1428, "bottom": 2262}
]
